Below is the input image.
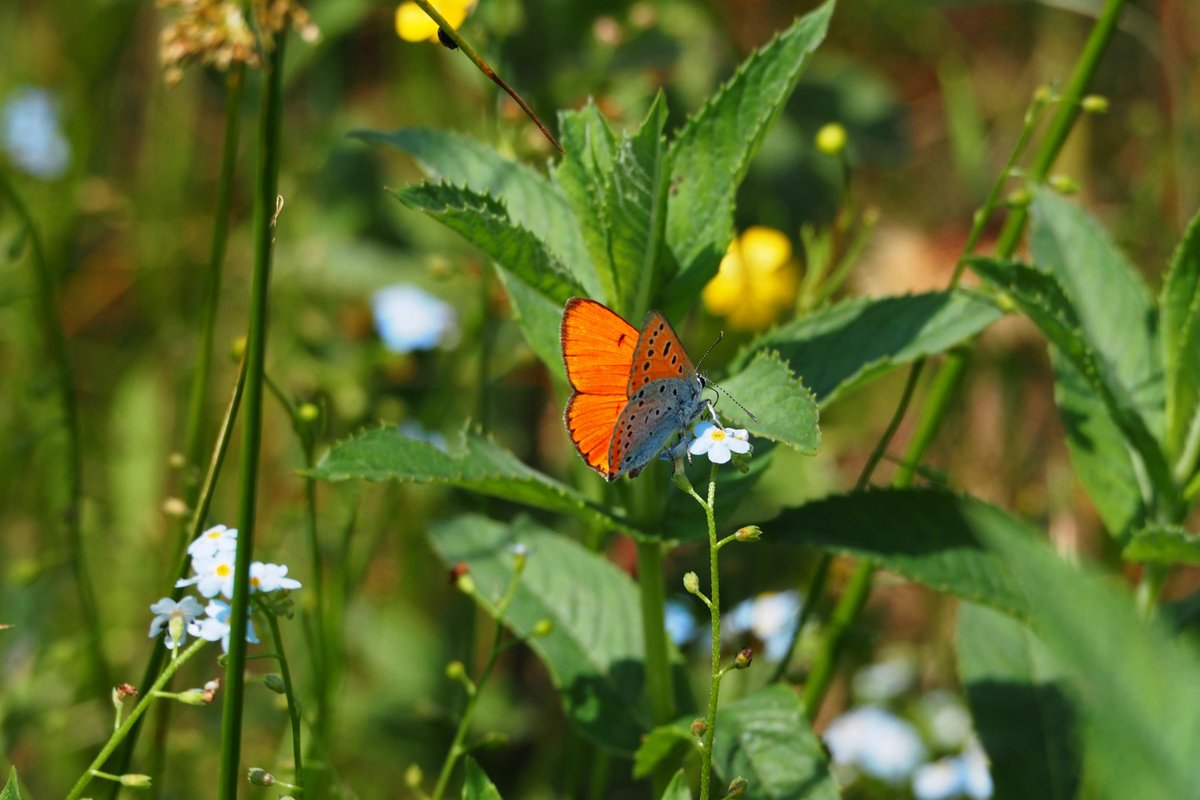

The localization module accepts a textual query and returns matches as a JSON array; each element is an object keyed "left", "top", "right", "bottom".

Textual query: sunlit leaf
[
  {"left": 1121, "top": 523, "right": 1200, "bottom": 565},
  {"left": 1, "top": 767, "right": 20, "bottom": 800},
  {"left": 718, "top": 352, "right": 820, "bottom": 453},
  {"left": 660, "top": 770, "right": 693, "bottom": 800},
  {"left": 1159, "top": 208, "right": 1200, "bottom": 474},
  {"left": 462, "top": 757, "right": 503, "bottom": 800},
  {"left": 634, "top": 723, "right": 695, "bottom": 780}
]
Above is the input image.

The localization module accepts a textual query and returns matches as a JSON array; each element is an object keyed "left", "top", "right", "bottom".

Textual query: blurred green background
[{"left": 2, "top": 0, "right": 1198, "bottom": 797}]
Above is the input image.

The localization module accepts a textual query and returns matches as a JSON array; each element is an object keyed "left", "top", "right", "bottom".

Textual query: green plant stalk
[
  {"left": 259, "top": 599, "right": 304, "bottom": 787},
  {"left": 218, "top": 27, "right": 288, "bottom": 800},
  {"left": 0, "top": 171, "right": 110, "bottom": 697},
  {"left": 66, "top": 639, "right": 207, "bottom": 800},
  {"left": 302, "top": 447, "right": 330, "bottom": 751},
  {"left": 406, "top": 0, "right": 562, "bottom": 153},
  {"left": 801, "top": 0, "right": 1127, "bottom": 717}
]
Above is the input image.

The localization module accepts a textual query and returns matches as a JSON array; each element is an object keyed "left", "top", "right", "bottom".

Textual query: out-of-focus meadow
[{"left": 2, "top": 0, "right": 1199, "bottom": 798}]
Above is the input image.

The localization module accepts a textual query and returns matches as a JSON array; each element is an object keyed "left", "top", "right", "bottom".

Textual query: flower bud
[
  {"left": 1049, "top": 174, "right": 1079, "bottom": 195},
  {"left": 116, "top": 683, "right": 138, "bottom": 701},
  {"left": 120, "top": 774, "right": 153, "bottom": 788},
  {"left": 247, "top": 768, "right": 275, "bottom": 787},
  {"left": 456, "top": 572, "right": 476, "bottom": 596},
  {"left": 727, "top": 776, "right": 749, "bottom": 797},
  {"left": 175, "top": 688, "right": 211, "bottom": 706},
  {"left": 1006, "top": 188, "right": 1031, "bottom": 209},
  {"left": 446, "top": 660, "right": 466, "bottom": 681},
  {"left": 297, "top": 402, "right": 320, "bottom": 423},
  {"left": 672, "top": 468, "right": 693, "bottom": 493},
  {"left": 734, "top": 647, "right": 753, "bottom": 670},
  {"left": 162, "top": 497, "right": 190, "bottom": 518},
  {"left": 815, "top": 123, "right": 847, "bottom": 156},
  {"left": 167, "top": 452, "right": 187, "bottom": 470},
  {"left": 1081, "top": 94, "right": 1109, "bottom": 114},
  {"left": 263, "top": 674, "right": 286, "bottom": 694},
  {"left": 683, "top": 571, "right": 701, "bottom": 595},
  {"left": 230, "top": 336, "right": 247, "bottom": 361},
  {"left": 734, "top": 525, "right": 762, "bottom": 543},
  {"left": 532, "top": 618, "right": 554, "bottom": 637},
  {"left": 512, "top": 543, "right": 529, "bottom": 574},
  {"left": 1033, "top": 84, "right": 1053, "bottom": 104},
  {"left": 404, "top": 764, "right": 424, "bottom": 789},
  {"left": 690, "top": 718, "right": 707, "bottom": 738},
  {"left": 168, "top": 615, "right": 186, "bottom": 648}
]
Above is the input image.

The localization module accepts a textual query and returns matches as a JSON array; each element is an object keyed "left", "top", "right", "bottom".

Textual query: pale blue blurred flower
[
  {"left": 664, "top": 599, "right": 698, "bottom": 646},
  {"left": 397, "top": 420, "right": 448, "bottom": 451},
  {"left": 824, "top": 706, "right": 927, "bottom": 785},
  {"left": 148, "top": 596, "right": 205, "bottom": 649},
  {"left": 853, "top": 653, "right": 917, "bottom": 702},
  {"left": 919, "top": 690, "right": 974, "bottom": 750},
  {"left": 371, "top": 285, "right": 457, "bottom": 353},
  {"left": 2, "top": 87, "right": 70, "bottom": 179},
  {"left": 250, "top": 562, "right": 301, "bottom": 593},
  {"left": 725, "top": 590, "right": 800, "bottom": 661},
  {"left": 189, "top": 599, "right": 259, "bottom": 653},
  {"left": 912, "top": 741, "right": 992, "bottom": 800}
]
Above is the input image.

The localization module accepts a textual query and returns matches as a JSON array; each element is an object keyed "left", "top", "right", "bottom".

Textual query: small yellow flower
[
  {"left": 395, "top": 0, "right": 472, "bottom": 43},
  {"left": 702, "top": 226, "right": 800, "bottom": 331}
]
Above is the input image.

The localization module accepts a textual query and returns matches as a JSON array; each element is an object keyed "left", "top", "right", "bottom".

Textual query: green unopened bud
[
  {"left": 532, "top": 618, "right": 554, "bottom": 637},
  {"left": 263, "top": 674, "right": 286, "bottom": 694},
  {"left": 167, "top": 452, "right": 187, "bottom": 470},
  {"left": 683, "top": 571, "right": 701, "bottom": 595},
  {"left": 1006, "top": 188, "right": 1032, "bottom": 208},
  {"left": 672, "top": 468, "right": 693, "bottom": 493},
  {"left": 815, "top": 122, "right": 847, "bottom": 156},
  {"left": 1033, "top": 84, "right": 1053, "bottom": 104},
  {"left": 734, "top": 525, "right": 763, "bottom": 543},
  {"left": 175, "top": 688, "right": 210, "bottom": 706},
  {"left": 404, "top": 764, "right": 425, "bottom": 789},
  {"left": 690, "top": 718, "right": 707, "bottom": 738},
  {"left": 161, "top": 497, "right": 189, "bottom": 518},
  {"left": 727, "top": 776, "right": 749, "bottom": 797},
  {"left": 512, "top": 543, "right": 529, "bottom": 574},
  {"left": 1048, "top": 174, "right": 1079, "bottom": 195},
  {"left": 167, "top": 616, "right": 185, "bottom": 648},
  {"left": 1081, "top": 94, "right": 1109, "bottom": 114},
  {"left": 120, "top": 774, "right": 153, "bottom": 788},
  {"left": 480, "top": 731, "right": 509, "bottom": 749},
  {"left": 297, "top": 402, "right": 320, "bottom": 423},
  {"left": 456, "top": 572, "right": 476, "bottom": 596},
  {"left": 445, "top": 660, "right": 466, "bottom": 681},
  {"left": 734, "top": 647, "right": 753, "bottom": 670},
  {"left": 230, "top": 336, "right": 247, "bottom": 361},
  {"left": 247, "top": 767, "right": 275, "bottom": 786}
]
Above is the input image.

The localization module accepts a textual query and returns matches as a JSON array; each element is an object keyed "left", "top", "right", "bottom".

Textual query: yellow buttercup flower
[
  {"left": 702, "top": 226, "right": 800, "bottom": 331},
  {"left": 395, "top": 0, "right": 472, "bottom": 43}
]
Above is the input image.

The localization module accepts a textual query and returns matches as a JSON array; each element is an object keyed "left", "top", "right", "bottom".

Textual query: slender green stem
[
  {"left": 406, "top": 0, "right": 562, "bottom": 152},
  {"left": 302, "top": 446, "right": 330, "bottom": 751},
  {"left": 431, "top": 627, "right": 504, "bottom": 800},
  {"left": 0, "top": 171, "right": 110, "bottom": 697},
  {"left": 219, "top": 28, "right": 288, "bottom": 800},
  {"left": 66, "top": 639, "right": 207, "bottom": 800},
  {"left": 689, "top": 464, "right": 721, "bottom": 800},
  {"left": 1135, "top": 563, "right": 1169, "bottom": 620},
  {"left": 801, "top": 0, "right": 1127, "bottom": 719},
  {"left": 636, "top": 541, "right": 676, "bottom": 732},
  {"left": 259, "top": 600, "right": 304, "bottom": 788}
]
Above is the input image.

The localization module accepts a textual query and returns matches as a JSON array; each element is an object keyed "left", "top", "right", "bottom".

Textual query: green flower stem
[
  {"left": 65, "top": 639, "right": 207, "bottom": 800},
  {"left": 406, "top": 0, "right": 562, "bottom": 153},
  {"left": 302, "top": 445, "right": 331, "bottom": 754},
  {"left": 0, "top": 171, "right": 110, "bottom": 697},
  {"left": 801, "top": 0, "right": 1127, "bottom": 719},
  {"left": 431, "top": 628, "right": 504, "bottom": 800},
  {"left": 258, "top": 598, "right": 304, "bottom": 789},
  {"left": 219, "top": 26, "right": 288, "bottom": 800}
]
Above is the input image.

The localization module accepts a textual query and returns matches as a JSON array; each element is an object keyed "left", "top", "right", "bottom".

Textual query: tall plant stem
[
  {"left": 219, "top": 27, "right": 288, "bottom": 800},
  {"left": 0, "top": 172, "right": 110, "bottom": 697},
  {"left": 691, "top": 466, "right": 720, "bottom": 800},
  {"left": 801, "top": 0, "right": 1128, "bottom": 719},
  {"left": 261, "top": 602, "right": 304, "bottom": 786}
]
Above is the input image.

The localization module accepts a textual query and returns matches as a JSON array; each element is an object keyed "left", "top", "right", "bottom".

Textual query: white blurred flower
[
  {"left": 188, "top": 599, "right": 259, "bottom": 654},
  {"left": 187, "top": 524, "right": 238, "bottom": 561},
  {"left": 371, "top": 285, "right": 458, "bottom": 354},
  {"left": 919, "top": 690, "right": 974, "bottom": 750},
  {"left": 664, "top": 599, "right": 698, "bottom": 646},
  {"left": 853, "top": 653, "right": 917, "bottom": 702},
  {"left": 687, "top": 421, "right": 751, "bottom": 464},
  {"left": 177, "top": 552, "right": 236, "bottom": 599},
  {"left": 725, "top": 591, "right": 800, "bottom": 661},
  {"left": 912, "top": 741, "right": 993, "bottom": 800},
  {"left": 1, "top": 87, "right": 70, "bottom": 179},
  {"left": 824, "top": 706, "right": 927, "bottom": 785},
  {"left": 250, "top": 562, "right": 301, "bottom": 593}
]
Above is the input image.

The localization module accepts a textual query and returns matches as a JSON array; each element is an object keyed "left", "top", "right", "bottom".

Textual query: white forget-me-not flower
[{"left": 371, "top": 284, "right": 458, "bottom": 354}]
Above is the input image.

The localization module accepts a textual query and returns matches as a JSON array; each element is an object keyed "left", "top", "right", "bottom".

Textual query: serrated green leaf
[
  {"left": 771, "top": 488, "right": 1032, "bottom": 618},
  {"left": 393, "top": 182, "right": 583, "bottom": 304},
  {"left": 1121, "top": 523, "right": 1200, "bottom": 564},
  {"left": 979, "top": 515, "right": 1200, "bottom": 799},
  {"left": 1159, "top": 208, "right": 1200, "bottom": 476},
  {"left": 310, "top": 426, "right": 649, "bottom": 541},
  {"left": 554, "top": 101, "right": 621, "bottom": 306},
  {"left": 462, "top": 757, "right": 503, "bottom": 800},
  {"left": 718, "top": 352, "right": 820, "bottom": 453},
  {"left": 660, "top": 770, "right": 693, "bottom": 800},
  {"left": 494, "top": 265, "right": 563, "bottom": 370},
  {"left": 429, "top": 516, "right": 657, "bottom": 754},
  {"left": 1, "top": 767, "right": 20, "bottom": 800},
  {"left": 635, "top": 724, "right": 696, "bottom": 780},
  {"left": 731, "top": 290, "right": 1002, "bottom": 406},
  {"left": 354, "top": 128, "right": 598, "bottom": 294},
  {"left": 957, "top": 603, "right": 1079, "bottom": 800},
  {"left": 662, "top": 1, "right": 834, "bottom": 318},
  {"left": 969, "top": 257, "right": 1173, "bottom": 520},
  {"left": 711, "top": 684, "right": 838, "bottom": 800}
]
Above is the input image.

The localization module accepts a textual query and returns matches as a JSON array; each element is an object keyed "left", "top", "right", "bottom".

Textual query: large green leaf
[
  {"left": 662, "top": 1, "right": 834, "bottom": 317},
  {"left": 635, "top": 724, "right": 696, "bottom": 780},
  {"left": 979, "top": 515, "right": 1200, "bottom": 799},
  {"left": 429, "top": 516, "right": 659, "bottom": 754},
  {"left": 1121, "top": 523, "right": 1200, "bottom": 565},
  {"left": 354, "top": 128, "right": 598, "bottom": 294},
  {"left": 494, "top": 264, "right": 563, "bottom": 370},
  {"left": 1, "top": 768, "right": 19, "bottom": 800},
  {"left": 392, "top": 183, "right": 583, "bottom": 304},
  {"left": 462, "top": 757, "right": 503, "bottom": 800},
  {"left": 770, "top": 488, "right": 1033, "bottom": 618},
  {"left": 957, "top": 603, "right": 1079, "bottom": 800},
  {"left": 310, "top": 426, "right": 649, "bottom": 541},
  {"left": 969, "top": 258, "right": 1172, "bottom": 516},
  {"left": 730, "top": 290, "right": 1003, "bottom": 406},
  {"left": 717, "top": 352, "right": 820, "bottom": 453},
  {"left": 1159, "top": 208, "right": 1200, "bottom": 475},
  {"left": 660, "top": 770, "right": 693, "bottom": 800},
  {"left": 711, "top": 685, "right": 838, "bottom": 800}
]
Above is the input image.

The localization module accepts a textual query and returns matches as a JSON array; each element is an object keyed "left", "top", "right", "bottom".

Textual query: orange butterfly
[{"left": 561, "top": 298, "right": 706, "bottom": 480}]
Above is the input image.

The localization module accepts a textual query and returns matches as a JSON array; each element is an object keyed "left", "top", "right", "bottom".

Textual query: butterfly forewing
[
  {"left": 625, "top": 311, "right": 697, "bottom": 397},
  {"left": 561, "top": 298, "right": 639, "bottom": 395}
]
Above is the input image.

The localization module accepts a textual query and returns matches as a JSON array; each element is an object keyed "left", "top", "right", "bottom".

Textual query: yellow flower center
[
  {"left": 216, "top": 564, "right": 232, "bottom": 577},
  {"left": 711, "top": 429, "right": 727, "bottom": 442},
  {"left": 250, "top": 577, "right": 261, "bottom": 588}
]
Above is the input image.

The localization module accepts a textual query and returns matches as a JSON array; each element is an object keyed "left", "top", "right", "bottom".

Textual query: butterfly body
[{"left": 561, "top": 298, "right": 705, "bottom": 480}]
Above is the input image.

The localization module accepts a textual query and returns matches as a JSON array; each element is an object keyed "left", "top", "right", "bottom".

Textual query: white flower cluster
[{"left": 148, "top": 525, "right": 301, "bottom": 653}]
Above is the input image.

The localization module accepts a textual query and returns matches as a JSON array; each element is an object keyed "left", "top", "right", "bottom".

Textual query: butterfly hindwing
[
  {"left": 564, "top": 392, "right": 626, "bottom": 477},
  {"left": 609, "top": 377, "right": 705, "bottom": 477},
  {"left": 626, "top": 311, "right": 697, "bottom": 397}
]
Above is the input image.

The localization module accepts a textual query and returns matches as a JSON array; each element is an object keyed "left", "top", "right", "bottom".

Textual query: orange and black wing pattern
[
  {"left": 561, "top": 298, "right": 638, "bottom": 479},
  {"left": 625, "top": 311, "right": 697, "bottom": 395}
]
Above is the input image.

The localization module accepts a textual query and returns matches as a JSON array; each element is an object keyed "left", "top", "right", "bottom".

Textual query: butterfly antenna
[
  {"left": 708, "top": 380, "right": 759, "bottom": 423},
  {"left": 694, "top": 331, "right": 724, "bottom": 373}
]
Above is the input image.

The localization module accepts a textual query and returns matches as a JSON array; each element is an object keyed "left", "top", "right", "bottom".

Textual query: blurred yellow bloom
[
  {"left": 702, "top": 227, "right": 800, "bottom": 331},
  {"left": 395, "top": 0, "right": 472, "bottom": 43}
]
